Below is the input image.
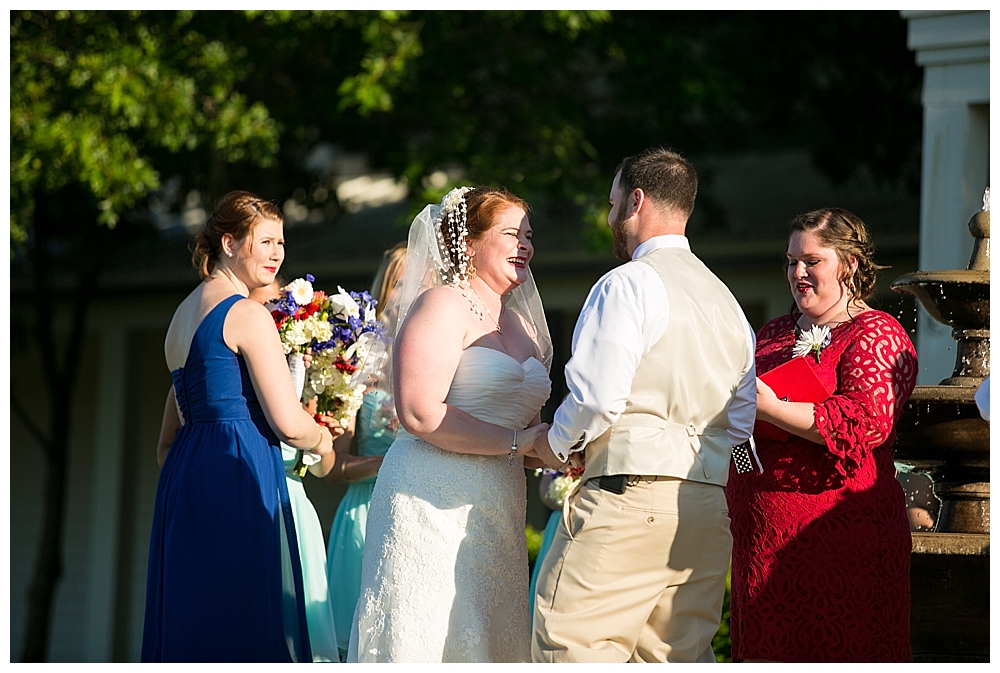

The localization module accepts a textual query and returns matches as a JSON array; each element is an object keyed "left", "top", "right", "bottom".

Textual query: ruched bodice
[
  {"left": 171, "top": 295, "right": 268, "bottom": 427},
  {"left": 393, "top": 346, "right": 550, "bottom": 445},
  {"left": 444, "top": 346, "right": 551, "bottom": 428},
  {"left": 350, "top": 346, "right": 552, "bottom": 663}
]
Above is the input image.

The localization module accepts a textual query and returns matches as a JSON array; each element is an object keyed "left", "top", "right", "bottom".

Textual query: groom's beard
[{"left": 610, "top": 211, "right": 630, "bottom": 262}]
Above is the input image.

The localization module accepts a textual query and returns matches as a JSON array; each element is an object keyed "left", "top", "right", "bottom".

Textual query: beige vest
[{"left": 581, "top": 246, "right": 748, "bottom": 487}]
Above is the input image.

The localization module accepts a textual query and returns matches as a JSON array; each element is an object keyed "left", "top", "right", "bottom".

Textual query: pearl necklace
[{"left": 464, "top": 286, "right": 503, "bottom": 334}]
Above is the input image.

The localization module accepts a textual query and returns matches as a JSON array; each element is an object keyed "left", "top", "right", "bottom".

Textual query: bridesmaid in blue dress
[
  {"left": 325, "top": 242, "right": 406, "bottom": 659},
  {"left": 142, "top": 191, "right": 338, "bottom": 662}
]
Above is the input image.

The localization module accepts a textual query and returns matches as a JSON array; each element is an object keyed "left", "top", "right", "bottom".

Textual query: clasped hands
[
  {"left": 517, "top": 423, "right": 585, "bottom": 471},
  {"left": 303, "top": 396, "right": 345, "bottom": 460}
]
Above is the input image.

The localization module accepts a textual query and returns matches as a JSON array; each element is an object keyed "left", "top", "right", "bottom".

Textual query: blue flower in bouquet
[
  {"left": 305, "top": 286, "right": 384, "bottom": 427},
  {"left": 268, "top": 274, "right": 332, "bottom": 355}
]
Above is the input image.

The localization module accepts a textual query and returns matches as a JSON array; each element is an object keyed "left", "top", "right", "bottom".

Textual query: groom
[{"left": 529, "top": 147, "right": 757, "bottom": 663}]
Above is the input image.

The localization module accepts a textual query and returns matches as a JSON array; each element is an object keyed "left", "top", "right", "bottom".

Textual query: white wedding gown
[{"left": 348, "top": 346, "right": 552, "bottom": 662}]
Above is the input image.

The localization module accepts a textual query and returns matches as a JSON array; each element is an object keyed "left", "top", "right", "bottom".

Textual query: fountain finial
[
  {"left": 968, "top": 187, "right": 989, "bottom": 271},
  {"left": 892, "top": 193, "right": 990, "bottom": 386}
]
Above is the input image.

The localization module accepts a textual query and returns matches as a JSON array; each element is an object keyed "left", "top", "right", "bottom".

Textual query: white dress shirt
[{"left": 547, "top": 235, "right": 758, "bottom": 462}]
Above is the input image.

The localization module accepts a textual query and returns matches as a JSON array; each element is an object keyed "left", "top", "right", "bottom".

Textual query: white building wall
[{"left": 902, "top": 9, "right": 990, "bottom": 384}]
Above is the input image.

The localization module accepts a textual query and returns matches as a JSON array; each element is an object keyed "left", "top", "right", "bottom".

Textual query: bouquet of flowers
[
  {"left": 268, "top": 274, "right": 383, "bottom": 429},
  {"left": 535, "top": 464, "right": 585, "bottom": 509}
]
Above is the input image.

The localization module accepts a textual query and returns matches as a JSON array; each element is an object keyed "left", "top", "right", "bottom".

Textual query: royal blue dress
[{"left": 142, "top": 295, "right": 311, "bottom": 662}]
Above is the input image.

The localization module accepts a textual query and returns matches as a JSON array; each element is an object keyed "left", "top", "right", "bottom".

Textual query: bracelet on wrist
[
  {"left": 308, "top": 428, "right": 324, "bottom": 452},
  {"left": 341, "top": 460, "right": 349, "bottom": 481},
  {"left": 508, "top": 429, "right": 518, "bottom": 465}
]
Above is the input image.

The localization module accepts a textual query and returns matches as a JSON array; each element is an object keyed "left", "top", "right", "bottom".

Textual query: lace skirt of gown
[
  {"left": 348, "top": 346, "right": 551, "bottom": 662},
  {"left": 350, "top": 434, "right": 531, "bottom": 662}
]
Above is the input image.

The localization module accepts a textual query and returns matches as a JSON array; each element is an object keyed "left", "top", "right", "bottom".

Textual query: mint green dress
[
  {"left": 326, "top": 389, "right": 396, "bottom": 657},
  {"left": 282, "top": 443, "right": 340, "bottom": 662}
]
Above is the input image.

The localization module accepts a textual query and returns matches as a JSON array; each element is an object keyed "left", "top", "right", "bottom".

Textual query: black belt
[
  {"left": 598, "top": 474, "right": 628, "bottom": 494},
  {"left": 598, "top": 474, "right": 678, "bottom": 493}
]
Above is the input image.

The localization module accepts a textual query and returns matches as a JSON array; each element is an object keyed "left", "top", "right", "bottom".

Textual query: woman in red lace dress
[{"left": 727, "top": 208, "right": 918, "bottom": 662}]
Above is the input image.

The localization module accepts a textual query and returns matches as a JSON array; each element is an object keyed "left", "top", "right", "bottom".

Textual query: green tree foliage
[
  {"left": 210, "top": 10, "right": 920, "bottom": 246},
  {"left": 10, "top": 10, "right": 280, "bottom": 246}
]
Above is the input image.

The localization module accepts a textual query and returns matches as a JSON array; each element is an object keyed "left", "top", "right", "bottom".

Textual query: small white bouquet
[{"left": 535, "top": 465, "right": 584, "bottom": 509}]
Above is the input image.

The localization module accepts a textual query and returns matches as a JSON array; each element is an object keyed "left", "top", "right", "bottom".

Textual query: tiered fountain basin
[
  {"left": 891, "top": 265, "right": 989, "bottom": 535},
  {"left": 894, "top": 385, "right": 990, "bottom": 534},
  {"left": 891, "top": 269, "right": 989, "bottom": 387},
  {"left": 888, "top": 202, "right": 989, "bottom": 661},
  {"left": 892, "top": 269, "right": 989, "bottom": 326}
]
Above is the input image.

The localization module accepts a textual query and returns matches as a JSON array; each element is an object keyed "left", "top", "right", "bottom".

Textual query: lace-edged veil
[{"left": 353, "top": 188, "right": 553, "bottom": 406}]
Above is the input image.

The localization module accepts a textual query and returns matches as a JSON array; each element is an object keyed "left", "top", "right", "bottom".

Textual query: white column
[
  {"left": 903, "top": 10, "right": 989, "bottom": 384},
  {"left": 83, "top": 326, "right": 128, "bottom": 661},
  {"left": 915, "top": 102, "right": 989, "bottom": 384}
]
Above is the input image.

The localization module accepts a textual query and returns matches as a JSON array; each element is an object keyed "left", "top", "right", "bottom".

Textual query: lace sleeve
[{"left": 814, "top": 314, "right": 918, "bottom": 477}]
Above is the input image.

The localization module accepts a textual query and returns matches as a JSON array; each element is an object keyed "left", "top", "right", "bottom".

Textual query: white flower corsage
[{"left": 793, "top": 324, "right": 832, "bottom": 363}]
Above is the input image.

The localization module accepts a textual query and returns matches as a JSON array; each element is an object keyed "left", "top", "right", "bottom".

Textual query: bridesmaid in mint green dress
[
  {"left": 325, "top": 390, "right": 395, "bottom": 657},
  {"left": 325, "top": 242, "right": 406, "bottom": 660},
  {"left": 282, "top": 442, "right": 341, "bottom": 662},
  {"left": 529, "top": 470, "right": 569, "bottom": 628},
  {"left": 250, "top": 279, "right": 341, "bottom": 662}
]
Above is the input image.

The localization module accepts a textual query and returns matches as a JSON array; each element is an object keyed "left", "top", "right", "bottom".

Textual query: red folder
[{"left": 754, "top": 356, "right": 835, "bottom": 442}]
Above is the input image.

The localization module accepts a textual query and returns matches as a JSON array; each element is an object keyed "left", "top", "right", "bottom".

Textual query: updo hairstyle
[
  {"left": 191, "top": 190, "right": 283, "bottom": 279},
  {"left": 788, "top": 207, "right": 887, "bottom": 304},
  {"left": 437, "top": 186, "right": 530, "bottom": 279}
]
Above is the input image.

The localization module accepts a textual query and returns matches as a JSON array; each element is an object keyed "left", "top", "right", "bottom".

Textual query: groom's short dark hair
[{"left": 616, "top": 147, "right": 698, "bottom": 218}]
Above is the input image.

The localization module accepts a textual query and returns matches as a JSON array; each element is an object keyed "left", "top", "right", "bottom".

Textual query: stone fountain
[{"left": 891, "top": 189, "right": 990, "bottom": 662}]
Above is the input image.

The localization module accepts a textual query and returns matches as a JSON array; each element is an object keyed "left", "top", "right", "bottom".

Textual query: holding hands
[
  {"left": 298, "top": 396, "right": 344, "bottom": 475},
  {"left": 517, "top": 423, "right": 551, "bottom": 460},
  {"left": 519, "top": 423, "right": 584, "bottom": 471}
]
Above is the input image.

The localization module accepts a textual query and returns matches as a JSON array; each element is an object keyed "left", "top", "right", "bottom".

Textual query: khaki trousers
[{"left": 531, "top": 476, "right": 732, "bottom": 663}]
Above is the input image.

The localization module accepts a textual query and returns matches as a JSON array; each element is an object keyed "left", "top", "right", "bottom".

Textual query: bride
[{"left": 348, "top": 186, "right": 553, "bottom": 662}]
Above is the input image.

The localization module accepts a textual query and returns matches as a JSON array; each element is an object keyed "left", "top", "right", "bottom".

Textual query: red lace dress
[{"left": 727, "top": 311, "right": 917, "bottom": 662}]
